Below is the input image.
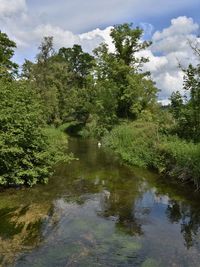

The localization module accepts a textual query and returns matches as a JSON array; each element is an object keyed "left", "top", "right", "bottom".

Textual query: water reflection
[
  {"left": 0, "top": 138, "right": 200, "bottom": 266},
  {"left": 166, "top": 199, "right": 200, "bottom": 249}
]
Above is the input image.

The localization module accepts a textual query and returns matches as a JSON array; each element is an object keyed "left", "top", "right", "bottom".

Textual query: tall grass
[
  {"left": 159, "top": 137, "right": 200, "bottom": 188},
  {"left": 103, "top": 121, "right": 161, "bottom": 168},
  {"left": 103, "top": 122, "right": 200, "bottom": 189},
  {"left": 42, "top": 127, "right": 72, "bottom": 164}
]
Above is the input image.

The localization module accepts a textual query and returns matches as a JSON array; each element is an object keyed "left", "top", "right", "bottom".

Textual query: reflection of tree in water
[
  {"left": 166, "top": 200, "right": 200, "bottom": 249},
  {"left": 0, "top": 203, "right": 51, "bottom": 266},
  {"left": 98, "top": 185, "right": 144, "bottom": 236}
]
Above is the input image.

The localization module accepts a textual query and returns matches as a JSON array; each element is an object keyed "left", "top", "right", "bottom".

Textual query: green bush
[
  {"left": 158, "top": 136, "right": 200, "bottom": 188},
  {"left": 0, "top": 80, "right": 69, "bottom": 187}
]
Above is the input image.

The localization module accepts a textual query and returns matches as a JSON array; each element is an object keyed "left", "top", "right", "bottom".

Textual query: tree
[
  {"left": 110, "top": 23, "right": 150, "bottom": 66},
  {"left": 0, "top": 80, "right": 52, "bottom": 186},
  {"left": 170, "top": 41, "right": 200, "bottom": 142},
  {"left": 0, "top": 31, "right": 18, "bottom": 79},
  {"left": 183, "top": 62, "right": 200, "bottom": 142},
  {"left": 27, "top": 37, "right": 60, "bottom": 124},
  {"left": 170, "top": 91, "right": 184, "bottom": 120},
  {"left": 21, "top": 59, "right": 35, "bottom": 80},
  {"left": 93, "top": 23, "right": 157, "bottom": 119},
  {"left": 37, "top": 36, "right": 55, "bottom": 63},
  {"left": 58, "top": 44, "right": 94, "bottom": 87}
]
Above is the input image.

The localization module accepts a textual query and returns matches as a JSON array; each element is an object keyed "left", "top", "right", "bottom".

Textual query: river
[{"left": 1, "top": 138, "right": 200, "bottom": 266}]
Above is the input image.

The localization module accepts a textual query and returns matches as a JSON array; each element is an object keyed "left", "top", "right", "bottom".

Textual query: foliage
[
  {"left": 2, "top": 25, "right": 200, "bottom": 190},
  {"left": 0, "top": 31, "right": 18, "bottom": 79},
  {"left": 42, "top": 127, "right": 71, "bottom": 163},
  {"left": 170, "top": 42, "right": 200, "bottom": 142},
  {"left": 103, "top": 121, "right": 161, "bottom": 168},
  {"left": 19, "top": 24, "right": 158, "bottom": 137},
  {"left": 80, "top": 79, "right": 119, "bottom": 138},
  {"left": 158, "top": 136, "right": 200, "bottom": 188},
  {"left": 22, "top": 40, "right": 95, "bottom": 126},
  {"left": 93, "top": 23, "right": 158, "bottom": 121},
  {"left": 170, "top": 91, "right": 184, "bottom": 120},
  {"left": 58, "top": 44, "right": 94, "bottom": 87},
  {"left": 103, "top": 121, "right": 200, "bottom": 189},
  {"left": 0, "top": 80, "right": 70, "bottom": 187},
  {"left": 110, "top": 23, "right": 150, "bottom": 66}
]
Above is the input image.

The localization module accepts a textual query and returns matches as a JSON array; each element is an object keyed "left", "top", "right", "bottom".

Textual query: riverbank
[{"left": 103, "top": 121, "right": 200, "bottom": 190}]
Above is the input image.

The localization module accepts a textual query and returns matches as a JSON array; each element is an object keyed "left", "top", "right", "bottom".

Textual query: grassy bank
[
  {"left": 42, "top": 126, "right": 72, "bottom": 165},
  {"left": 103, "top": 122, "right": 200, "bottom": 189}
]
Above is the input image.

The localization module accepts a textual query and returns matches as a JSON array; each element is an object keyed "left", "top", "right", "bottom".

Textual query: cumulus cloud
[
  {"left": 141, "top": 16, "right": 200, "bottom": 102},
  {"left": 4, "top": 22, "right": 114, "bottom": 54},
  {"left": 31, "top": 24, "right": 115, "bottom": 53},
  {"left": 152, "top": 16, "right": 199, "bottom": 56},
  {"left": 153, "top": 17, "right": 198, "bottom": 42}
]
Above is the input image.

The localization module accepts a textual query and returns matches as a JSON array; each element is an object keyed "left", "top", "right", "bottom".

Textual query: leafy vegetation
[
  {"left": 0, "top": 32, "right": 71, "bottom": 187},
  {"left": 20, "top": 23, "right": 158, "bottom": 137},
  {"left": 0, "top": 31, "right": 18, "bottom": 79},
  {"left": 103, "top": 121, "right": 160, "bottom": 168},
  {"left": 0, "top": 23, "right": 200, "bottom": 189},
  {"left": 102, "top": 35, "right": 200, "bottom": 189},
  {"left": 170, "top": 42, "right": 200, "bottom": 142},
  {"left": 0, "top": 80, "right": 70, "bottom": 186},
  {"left": 103, "top": 121, "right": 200, "bottom": 188}
]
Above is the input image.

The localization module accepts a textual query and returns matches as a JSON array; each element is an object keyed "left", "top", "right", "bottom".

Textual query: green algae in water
[
  {"left": 0, "top": 207, "right": 24, "bottom": 239},
  {"left": 141, "top": 258, "right": 160, "bottom": 267}
]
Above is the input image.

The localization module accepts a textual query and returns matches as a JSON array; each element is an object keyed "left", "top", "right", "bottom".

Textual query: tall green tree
[
  {"left": 0, "top": 31, "right": 18, "bottom": 79},
  {"left": 110, "top": 23, "right": 150, "bottom": 66},
  {"left": 58, "top": 44, "right": 94, "bottom": 87},
  {"left": 170, "top": 42, "right": 200, "bottom": 142},
  {"left": 23, "top": 37, "right": 60, "bottom": 124},
  {"left": 93, "top": 23, "right": 158, "bottom": 119},
  {"left": 170, "top": 91, "right": 184, "bottom": 120},
  {"left": 184, "top": 63, "right": 200, "bottom": 140}
]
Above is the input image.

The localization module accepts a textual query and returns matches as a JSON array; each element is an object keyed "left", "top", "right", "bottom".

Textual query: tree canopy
[{"left": 0, "top": 31, "right": 18, "bottom": 79}]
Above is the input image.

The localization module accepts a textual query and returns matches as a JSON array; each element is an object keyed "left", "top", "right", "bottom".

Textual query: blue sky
[{"left": 0, "top": 0, "right": 199, "bottom": 102}]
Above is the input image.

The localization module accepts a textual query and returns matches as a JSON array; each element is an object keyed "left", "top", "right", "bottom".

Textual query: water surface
[{"left": 1, "top": 138, "right": 200, "bottom": 266}]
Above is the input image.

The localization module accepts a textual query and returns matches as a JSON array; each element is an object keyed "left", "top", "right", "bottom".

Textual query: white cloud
[
  {"left": 0, "top": 0, "right": 26, "bottom": 16},
  {"left": 153, "top": 16, "right": 198, "bottom": 42},
  {"left": 152, "top": 17, "right": 199, "bottom": 56},
  {"left": 142, "top": 17, "right": 200, "bottom": 101},
  {"left": 80, "top": 27, "right": 115, "bottom": 53},
  {"left": 138, "top": 50, "right": 168, "bottom": 72},
  {"left": 155, "top": 71, "right": 185, "bottom": 97},
  {"left": 8, "top": 23, "right": 114, "bottom": 54}
]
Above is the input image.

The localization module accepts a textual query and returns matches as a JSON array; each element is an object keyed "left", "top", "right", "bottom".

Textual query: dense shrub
[
  {"left": 158, "top": 136, "right": 200, "bottom": 188},
  {"left": 0, "top": 80, "right": 69, "bottom": 186}
]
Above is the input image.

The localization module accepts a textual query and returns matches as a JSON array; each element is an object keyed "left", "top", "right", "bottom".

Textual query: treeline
[
  {"left": 19, "top": 24, "right": 158, "bottom": 137},
  {"left": 0, "top": 23, "right": 200, "bottom": 188}
]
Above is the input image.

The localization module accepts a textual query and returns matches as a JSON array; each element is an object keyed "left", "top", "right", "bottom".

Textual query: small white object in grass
[{"left": 98, "top": 141, "right": 101, "bottom": 148}]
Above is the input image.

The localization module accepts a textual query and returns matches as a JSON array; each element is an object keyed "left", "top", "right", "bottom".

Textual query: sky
[{"left": 0, "top": 0, "right": 200, "bottom": 103}]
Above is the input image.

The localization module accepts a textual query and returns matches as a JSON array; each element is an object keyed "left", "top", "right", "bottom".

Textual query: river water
[{"left": 1, "top": 138, "right": 200, "bottom": 266}]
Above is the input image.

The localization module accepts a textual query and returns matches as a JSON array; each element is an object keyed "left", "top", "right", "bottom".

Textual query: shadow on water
[{"left": 1, "top": 138, "right": 200, "bottom": 266}]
